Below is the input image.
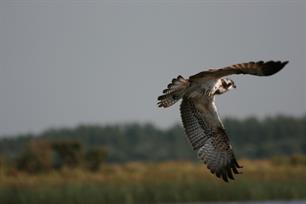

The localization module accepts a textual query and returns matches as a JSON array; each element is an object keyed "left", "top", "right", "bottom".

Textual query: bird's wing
[
  {"left": 189, "top": 60, "right": 288, "bottom": 81},
  {"left": 180, "top": 97, "right": 242, "bottom": 182}
]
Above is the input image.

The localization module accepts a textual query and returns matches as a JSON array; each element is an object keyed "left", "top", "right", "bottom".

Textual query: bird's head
[{"left": 222, "top": 78, "right": 236, "bottom": 89}]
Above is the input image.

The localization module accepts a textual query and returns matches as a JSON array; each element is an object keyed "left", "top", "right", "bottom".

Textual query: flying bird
[{"left": 157, "top": 61, "right": 288, "bottom": 182}]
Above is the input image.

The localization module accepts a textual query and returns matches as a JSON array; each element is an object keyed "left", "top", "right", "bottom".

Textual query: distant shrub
[
  {"left": 0, "top": 154, "right": 5, "bottom": 170},
  {"left": 16, "top": 150, "right": 43, "bottom": 173},
  {"left": 52, "top": 140, "right": 83, "bottom": 169},
  {"left": 290, "top": 154, "right": 306, "bottom": 166},
  {"left": 84, "top": 147, "right": 108, "bottom": 171},
  {"left": 16, "top": 140, "right": 53, "bottom": 173},
  {"left": 271, "top": 154, "right": 306, "bottom": 166},
  {"left": 14, "top": 139, "right": 106, "bottom": 172}
]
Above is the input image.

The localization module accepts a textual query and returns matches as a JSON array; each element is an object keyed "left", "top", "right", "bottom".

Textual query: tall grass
[{"left": 0, "top": 160, "right": 306, "bottom": 204}]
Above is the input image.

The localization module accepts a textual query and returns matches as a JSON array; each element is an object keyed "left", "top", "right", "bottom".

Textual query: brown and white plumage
[{"left": 157, "top": 60, "right": 288, "bottom": 182}]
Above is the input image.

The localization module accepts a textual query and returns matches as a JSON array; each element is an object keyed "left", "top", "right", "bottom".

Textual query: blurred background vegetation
[
  {"left": 0, "top": 115, "right": 305, "bottom": 164},
  {"left": 0, "top": 115, "right": 306, "bottom": 204}
]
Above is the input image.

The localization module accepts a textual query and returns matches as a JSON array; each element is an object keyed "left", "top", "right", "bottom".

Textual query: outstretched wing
[
  {"left": 180, "top": 97, "right": 242, "bottom": 182},
  {"left": 190, "top": 60, "right": 288, "bottom": 81}
]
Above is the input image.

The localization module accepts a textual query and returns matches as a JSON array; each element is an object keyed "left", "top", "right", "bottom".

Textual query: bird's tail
[{"left": 157, "top": 75, "right": 190, "bottom": 108}]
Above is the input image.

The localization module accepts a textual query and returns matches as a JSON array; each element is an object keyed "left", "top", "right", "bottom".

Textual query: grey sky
[{"left": 0, "top": 0, "right": 305, "bottom": 136}]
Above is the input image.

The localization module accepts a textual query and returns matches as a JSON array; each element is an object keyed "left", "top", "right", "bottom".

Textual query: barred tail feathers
[{"left": 157, "top": 75, "right": 189, "bottom": 108}]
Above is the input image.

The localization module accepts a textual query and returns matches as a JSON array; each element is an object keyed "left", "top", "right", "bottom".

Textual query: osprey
[{"left": 157, "top": 61, "right": 288, "bottom": 182}]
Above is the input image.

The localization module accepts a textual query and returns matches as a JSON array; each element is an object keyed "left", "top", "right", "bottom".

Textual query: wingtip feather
[{"left": 261, "top": 60, "right": 288, "bottom": 76}]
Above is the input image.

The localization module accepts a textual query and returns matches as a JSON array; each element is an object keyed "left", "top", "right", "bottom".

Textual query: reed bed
[{"left": 0, "top": 160, "right": 306, "bottom": 204}]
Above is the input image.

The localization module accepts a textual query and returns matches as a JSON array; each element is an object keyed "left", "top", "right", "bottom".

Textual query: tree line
[{"left": 0, "top": 115, "right": 305, "bottom": 168}]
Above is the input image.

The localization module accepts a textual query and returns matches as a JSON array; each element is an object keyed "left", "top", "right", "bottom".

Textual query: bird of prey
[{"left": 157, "top": 61, "right": 288, "bottom": 182}]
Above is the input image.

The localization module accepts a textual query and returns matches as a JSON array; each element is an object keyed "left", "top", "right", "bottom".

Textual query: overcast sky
[{"left": 0, "top": 0, "right": 305, "bottom": 136}]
